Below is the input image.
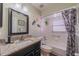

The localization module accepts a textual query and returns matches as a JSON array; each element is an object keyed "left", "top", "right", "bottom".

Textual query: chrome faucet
[{"left": 20, "top": 36, "right": 24, "bottom": 41}]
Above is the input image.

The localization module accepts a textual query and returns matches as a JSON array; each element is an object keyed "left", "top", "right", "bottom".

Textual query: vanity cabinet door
[
  {"left": 34, "top": 49, "right": 41, "bottom": 56},
  {"left": 25, "top": 41, "right": 41, "bottom": 56},
  {"left": 33, "top": 42, "right": 41, "bottom": 56}
]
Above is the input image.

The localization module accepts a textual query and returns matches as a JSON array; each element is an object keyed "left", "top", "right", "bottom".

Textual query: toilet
[{"left": 41, "top": 45, "right": 52, "bottom": 56}]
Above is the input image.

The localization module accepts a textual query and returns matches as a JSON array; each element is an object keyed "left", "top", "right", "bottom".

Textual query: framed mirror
[
  {"left": 0, "top": 3, "right": 3, "bottom": 27},
  {"left": 8, "top": 8, "right": 29, "bottom": 36}
]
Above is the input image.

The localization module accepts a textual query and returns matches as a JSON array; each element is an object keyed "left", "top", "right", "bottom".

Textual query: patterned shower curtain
[{"left": 62, "top": 8, "right": 76, "bottom": 56}]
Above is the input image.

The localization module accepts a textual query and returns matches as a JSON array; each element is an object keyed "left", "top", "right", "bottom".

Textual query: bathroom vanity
[
  {"left": 0, "top": 37, "right": 41, "bottom": 56},
  {"left": 8, "top": 41, "right": 41, "bottom": 56}
]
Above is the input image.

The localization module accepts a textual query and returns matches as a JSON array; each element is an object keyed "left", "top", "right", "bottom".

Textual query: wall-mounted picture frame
[
  {"left": 0, "top": 3, "right": 3, "bottom": 27},
  {"left": 8, "top": 8, "right": 29, "bottom": 36}
]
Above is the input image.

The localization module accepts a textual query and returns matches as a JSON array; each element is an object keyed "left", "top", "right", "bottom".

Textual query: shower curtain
[{"left": 62, "top": 8, "right": 77, "bottom": 56}]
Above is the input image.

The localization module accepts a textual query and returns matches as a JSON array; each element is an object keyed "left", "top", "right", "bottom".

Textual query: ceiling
[
  {"left": 31, "top": 3, "right": 77, "bottom": 12},
  {"left": 31, "top": 3, "right": 77, "bottom": 16}
]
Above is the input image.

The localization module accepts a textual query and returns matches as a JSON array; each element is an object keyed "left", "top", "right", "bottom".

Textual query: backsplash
[{"left": 10, "top": 34, "right": 33, "bottom": 43}]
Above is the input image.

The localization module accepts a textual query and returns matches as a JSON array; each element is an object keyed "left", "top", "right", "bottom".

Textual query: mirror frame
[
  {"left": 8, "top": 8, "right": 29, "bottom": 36},
  {"left": 0, "top": 3, "right": 3, "bottom": 27}
]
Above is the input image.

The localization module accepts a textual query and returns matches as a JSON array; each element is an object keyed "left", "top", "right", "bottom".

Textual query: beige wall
[{"left": 0, "top": 3, "right": 41, "bottom": 41}]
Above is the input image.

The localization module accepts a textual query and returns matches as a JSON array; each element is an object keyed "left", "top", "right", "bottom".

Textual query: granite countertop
[{"left": 0, "top": 37, "right": 42, "bottom": 56}]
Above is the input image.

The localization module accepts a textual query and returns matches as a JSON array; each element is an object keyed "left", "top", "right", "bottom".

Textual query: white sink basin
[
  {"left": 14, "top": 40, "right": 33, "bottom": 44},
  {"left": 18, "top": 40, "right": 33, "bottom": 46}
]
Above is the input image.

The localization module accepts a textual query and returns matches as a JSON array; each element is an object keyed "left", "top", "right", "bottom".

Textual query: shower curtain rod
[{"left": 42, "top": 5, "right": 77, "bottom": 18}]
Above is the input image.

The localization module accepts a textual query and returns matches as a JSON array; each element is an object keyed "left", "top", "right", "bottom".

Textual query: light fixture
[{"left": 39, "top": 4, "right": 44, "bottom": 8}]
